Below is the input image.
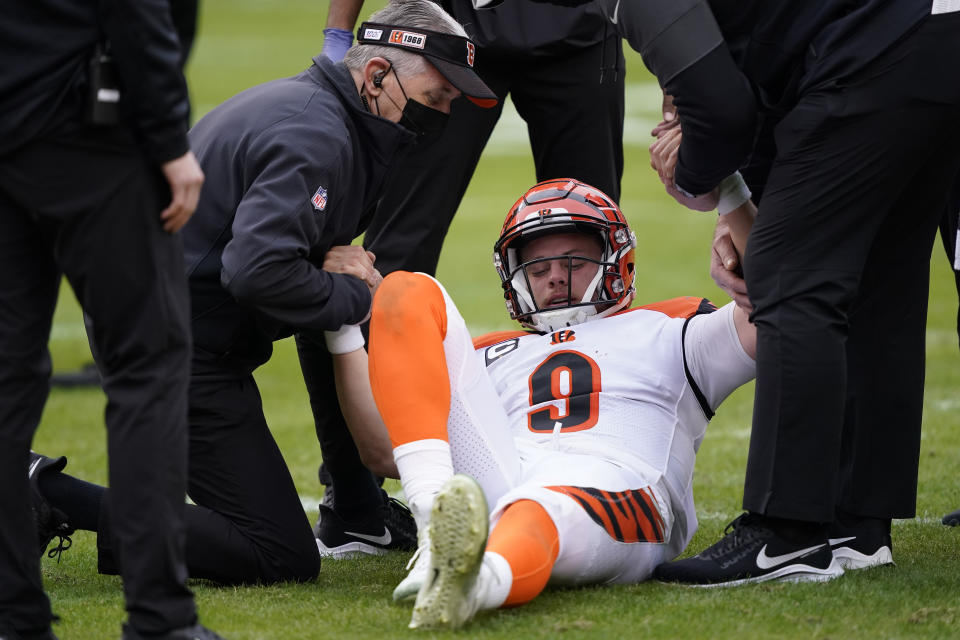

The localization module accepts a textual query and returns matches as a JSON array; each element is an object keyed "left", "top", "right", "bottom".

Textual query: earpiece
[{"left": 373, "top": 73, "right": 384, "bottom": 88}]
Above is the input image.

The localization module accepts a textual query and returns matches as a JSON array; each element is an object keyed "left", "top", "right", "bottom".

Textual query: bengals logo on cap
[
  {"left": 466, "top": 42, "right": 475, "bottom": 67},
  {"left": 389, "top": 29, "right": 426, "bottom": 49}
]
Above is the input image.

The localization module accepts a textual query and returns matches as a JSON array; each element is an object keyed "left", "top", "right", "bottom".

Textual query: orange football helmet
[{"left": 493, "top": 179, "right": 636, "bottom": 332}]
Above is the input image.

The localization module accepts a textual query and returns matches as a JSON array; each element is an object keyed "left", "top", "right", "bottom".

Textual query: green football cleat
[{"left": 409, "top": 475, "right": 489, "bottom": 630}]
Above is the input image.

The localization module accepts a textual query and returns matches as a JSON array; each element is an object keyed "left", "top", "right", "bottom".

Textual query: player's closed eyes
[
  {"left": 527, "top": 261, "right": 555, "bottom": 278},
  {"left": 528, "top": 257, "right": 588, "bottom": 278}
]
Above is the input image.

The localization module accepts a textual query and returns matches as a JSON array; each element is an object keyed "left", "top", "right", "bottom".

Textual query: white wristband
[
  {"left": 716, "top": 171, "right": 752, "bottom": 215},
  {"left": 324, "top": 324, "right": 365, "bottom": 355}
]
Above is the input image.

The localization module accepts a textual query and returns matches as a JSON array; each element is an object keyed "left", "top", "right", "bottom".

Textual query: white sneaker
[
  {"left": 409, "top": 475, "right": 490, "bottom": 629},
  {"left": 393, "top": 529, "right": 431, "bottom": 603}
]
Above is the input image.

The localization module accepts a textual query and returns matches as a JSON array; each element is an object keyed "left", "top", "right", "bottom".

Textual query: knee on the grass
[
  {"left": 256, "top": 544, "right": 322, "bottom": 584},
  {"left": 216, "top": 526, "right": 322, "bottom": 585},
  {"left": 263, "top": 526, "right": 323, "bottom": 582}
]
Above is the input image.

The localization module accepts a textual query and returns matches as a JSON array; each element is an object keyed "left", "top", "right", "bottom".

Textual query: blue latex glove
[{"left": 322, "top": 28, "right": 354, "bottom": 62}]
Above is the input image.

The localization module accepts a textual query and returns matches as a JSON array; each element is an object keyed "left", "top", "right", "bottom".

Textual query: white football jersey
[{"left": 473, "top": 298, "right": 755, "bottom": 550}]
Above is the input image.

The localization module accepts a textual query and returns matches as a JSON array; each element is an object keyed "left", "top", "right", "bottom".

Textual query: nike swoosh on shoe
[
  {"left": 343, "top": 527, "right": 392, "bottom": 545},
  {"left": 755, "top": 543, "right": 826, "bottom": 570},
  {"left": 828, "top": 536, "right": 857, "bottom": 547}
]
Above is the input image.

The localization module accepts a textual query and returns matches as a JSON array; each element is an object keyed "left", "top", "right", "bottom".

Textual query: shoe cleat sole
[
  {"left": 409, "top": 475, "right": 488, "bottom": 630},
  {"left": 315, "top": 538, "right": 389, "bottom": 559},
  {"left": 832, "top": 545, "right": 894, "bottom": 570},
  {"left": 684, "top": 558, "right": 846, "bottom": 589}
]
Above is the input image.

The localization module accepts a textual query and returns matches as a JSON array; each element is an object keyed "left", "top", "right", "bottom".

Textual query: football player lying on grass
[{"left": 362, "top": 178, "right": 766, "bottom": 629}]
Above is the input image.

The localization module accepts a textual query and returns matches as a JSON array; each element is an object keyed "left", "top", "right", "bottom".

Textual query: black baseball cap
[{"left": 357, "top": 21, "right": 498, "bottom": 108}]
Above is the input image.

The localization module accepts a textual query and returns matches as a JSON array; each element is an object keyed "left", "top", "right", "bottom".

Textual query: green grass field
[{"left": 31, "top": 1, "right": 960, "bottom": 638}]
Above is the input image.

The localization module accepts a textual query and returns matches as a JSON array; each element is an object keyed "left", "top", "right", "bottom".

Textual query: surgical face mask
[
  {"left": 364, "top": 60, "right": 450, "bottom": 144},
  {"left": 398, "top": 98, "right": 449, "bottom": 144}
]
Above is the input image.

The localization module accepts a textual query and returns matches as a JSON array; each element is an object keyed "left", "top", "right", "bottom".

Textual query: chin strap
[
  {"left": 527, "top": 291, "right": 635, "bottom": 333},
  {"left": 527, "top": 306, "right": 597, "bottom": 333}
]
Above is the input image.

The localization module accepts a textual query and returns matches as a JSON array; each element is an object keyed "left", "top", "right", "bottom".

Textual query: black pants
[
  {"left": 938, "top": 179, "right": 960, "bottom": 348},
  {"left": 742, "top": 13, "right": 960, "bottom": 522},
  {"left": 0, "top": 128, "right": 195, "bottom": 635},
  {"left": 97, "top": 357, "right": 322, "bottom": 585}
]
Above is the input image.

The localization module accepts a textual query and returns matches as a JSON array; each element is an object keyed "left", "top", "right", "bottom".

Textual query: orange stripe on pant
[
  {"left": 486, "top": 500, "right": 559, "bottom": 607},
  {"left": 368, "top": 271, "right": 450, "bottom": 447}
]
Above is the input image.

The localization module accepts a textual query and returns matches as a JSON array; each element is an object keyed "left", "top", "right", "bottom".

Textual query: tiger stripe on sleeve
[{"left": 546, "top": 485, "right": 666, "bottom": 543}]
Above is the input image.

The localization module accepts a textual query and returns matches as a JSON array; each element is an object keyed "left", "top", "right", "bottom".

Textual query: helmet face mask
[{"left": 493, "top": 179, "right": 637, "bottom": 332}]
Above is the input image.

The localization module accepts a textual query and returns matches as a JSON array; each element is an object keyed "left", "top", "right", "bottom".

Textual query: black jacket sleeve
[
  {"left": 596, "top": 0, "right": 757, "bottom": 196},
  {"left": 220, "top": 121, "right": 371, "bottom": 332},
  {"left": 101, "top": 0, "right": 190, "bottom": 164},
  {"left": 666, "top": 44, "right": 757, "bottom": 196}
]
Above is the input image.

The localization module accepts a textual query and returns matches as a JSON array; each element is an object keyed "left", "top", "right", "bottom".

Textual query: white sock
[
  {"left": 394, "top": 439, "right": 454, "bottom": 532},
  {"left": 475, "top": 551, "right": 512, "bottom": 611}
]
